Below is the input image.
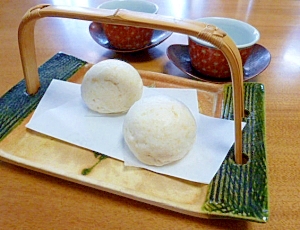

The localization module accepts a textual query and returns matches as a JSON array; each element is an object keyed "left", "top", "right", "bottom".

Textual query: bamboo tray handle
[{"left": 18, "top": 4, "right": 245, "bottom": 164}]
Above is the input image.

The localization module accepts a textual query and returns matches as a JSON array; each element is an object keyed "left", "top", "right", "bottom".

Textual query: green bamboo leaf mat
[
  {"left": 0, "top": 52, "right": 87, "bottom": 141},
  {"left": 202, "top": 83, "right": 268, "bottom": 222}
]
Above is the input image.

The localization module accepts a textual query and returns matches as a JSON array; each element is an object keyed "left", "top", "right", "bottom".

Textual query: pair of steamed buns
[{"left": 81, "top": 59, "right": 197, "bottom": 166}]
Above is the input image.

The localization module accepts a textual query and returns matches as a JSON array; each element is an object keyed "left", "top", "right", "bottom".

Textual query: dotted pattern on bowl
[
  {"left": 102, "top": 24, "right": 154, "bottom": 50},
  {"left": 188, "top": 38, "right": 253, "bottom": 78}
]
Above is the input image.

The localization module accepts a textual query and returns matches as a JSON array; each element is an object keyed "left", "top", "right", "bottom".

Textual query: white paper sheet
[{"left": 26, "top": 79, "right": 243, "bottom": 184}]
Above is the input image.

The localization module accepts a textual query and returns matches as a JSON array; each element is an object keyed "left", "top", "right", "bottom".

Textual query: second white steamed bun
[{"left": 123, "top": 95, "right": 197, "bottom": 166}]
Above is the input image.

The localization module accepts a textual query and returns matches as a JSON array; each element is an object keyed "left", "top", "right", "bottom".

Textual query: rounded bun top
[
  {"left": 123, "top": 95, "right": 197, "bottom": 166},
  {"left": 81, "top": 59, "right": 143, "bottom": 114}
]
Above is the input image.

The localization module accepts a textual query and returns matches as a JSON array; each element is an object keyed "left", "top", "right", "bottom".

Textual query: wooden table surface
[{"left": 1, "top": 0, "right": 300, "bottom": 229}]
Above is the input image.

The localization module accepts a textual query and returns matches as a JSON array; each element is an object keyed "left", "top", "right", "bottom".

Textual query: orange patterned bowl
[
  {"left": 189, "top": 17, "right": 260, "bottom": 79},
  {"left": 98, "top": 0, "right": 158, "bottom": 50}
]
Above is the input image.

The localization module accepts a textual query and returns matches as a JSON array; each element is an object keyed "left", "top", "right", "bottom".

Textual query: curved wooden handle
[{"left": 18, "top": 4, "right": 245, "bottom": 164}]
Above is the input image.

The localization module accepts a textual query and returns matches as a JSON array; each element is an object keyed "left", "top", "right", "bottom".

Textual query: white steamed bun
[
  {"left": 81, "top": 59, "right": 143, "bottom": 113},
  {"left": 123, "top": 95, "right": 197, "bottom": 166}
]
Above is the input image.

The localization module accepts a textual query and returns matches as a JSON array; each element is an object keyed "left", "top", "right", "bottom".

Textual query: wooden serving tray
[{"left": 0, "top": 53, "right": 268, "bottom": 222}]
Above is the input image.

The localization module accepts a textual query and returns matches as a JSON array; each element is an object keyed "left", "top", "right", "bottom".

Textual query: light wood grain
[{"left": 1, "top": 0, "right": 300, "bottom": 229}]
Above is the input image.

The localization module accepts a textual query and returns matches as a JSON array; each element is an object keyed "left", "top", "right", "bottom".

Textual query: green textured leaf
[{"left": 203, "top": 83, "right": 269, "bottom": 223}]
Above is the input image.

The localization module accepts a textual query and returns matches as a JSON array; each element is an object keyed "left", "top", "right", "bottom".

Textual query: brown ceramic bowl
[
  {"left": 98, "top": 0, "right": 158, "bottom": 50},
  {"left": 189, "top": 17, "right": 260, "bottom": 79}
]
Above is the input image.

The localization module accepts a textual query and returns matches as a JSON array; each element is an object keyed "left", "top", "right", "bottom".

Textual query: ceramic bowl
[
  {"left": 98, "top": 0, "right": 158, "bottom": 50},
  {"left": 188, "top": 17, "right": 260, "bottom": 79}
]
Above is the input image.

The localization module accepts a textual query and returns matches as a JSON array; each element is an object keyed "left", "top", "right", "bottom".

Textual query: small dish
[
  {"left": 0, "top": 52, "right": 268, "bottom": 223},
  {"left": 167, "top": 44, "right": 271, "bottom": 83},
  {"left": 89, "top": 22, "right": 172, "bottom": 53}
]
